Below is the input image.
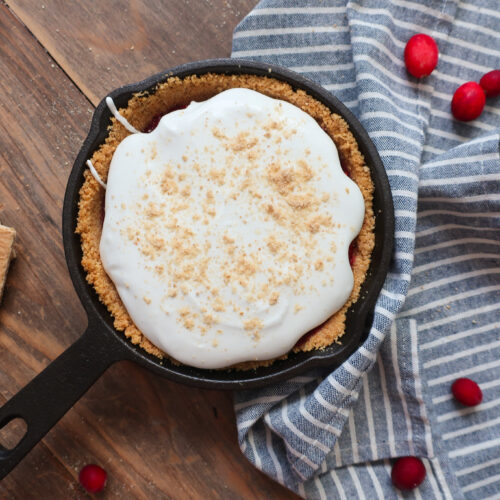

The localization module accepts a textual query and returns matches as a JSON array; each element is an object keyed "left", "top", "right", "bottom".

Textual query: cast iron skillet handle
[{"left": 0, "top": 318, "right": 125, "bottom": 479}]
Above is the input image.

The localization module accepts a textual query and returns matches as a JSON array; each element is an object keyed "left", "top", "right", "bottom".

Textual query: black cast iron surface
[{"left": 0, "top": 59, "right": 394, "bottom": 479}]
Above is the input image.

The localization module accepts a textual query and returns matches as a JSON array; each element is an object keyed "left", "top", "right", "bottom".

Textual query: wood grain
[
  {"left": 6, "top": 0, "right": 256, "bottom": 106},
  {"left": 0, "top": 1, "right": 299, "bottom": 499}
]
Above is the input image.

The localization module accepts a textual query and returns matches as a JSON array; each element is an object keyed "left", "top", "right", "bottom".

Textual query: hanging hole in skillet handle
[
  {"left": 0, "top": 320, "right": 127, "bottom": 480},
  {"left": 0, "top": 417, "right": 28, "bottom": 452}
]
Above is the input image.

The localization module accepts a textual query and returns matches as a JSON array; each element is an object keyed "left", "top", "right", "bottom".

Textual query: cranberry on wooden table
[
  {"left": 451, "top": 378, "right": 483, "bottom": 406},
  {"left": 404, "top": 34, "right": 439, "bottom": 78},
  {"left": 391, "top": 456, "right": 426, "bottom": 490},
  {"left": 79, "top": 464, "right": 107, "bottom": 494}
]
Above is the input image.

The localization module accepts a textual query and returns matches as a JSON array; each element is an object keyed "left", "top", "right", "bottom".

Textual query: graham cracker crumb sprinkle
[
  {"left": 269, "top": 291, "right": 280, "bottom": 305},
  {"left": 244, "top": 318, "right": 263, "bottom": 331}
]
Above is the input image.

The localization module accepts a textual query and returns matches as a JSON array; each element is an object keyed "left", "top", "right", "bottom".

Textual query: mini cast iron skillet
[{"left": 0, "top": 59, "right": 394, "bottom": 478}]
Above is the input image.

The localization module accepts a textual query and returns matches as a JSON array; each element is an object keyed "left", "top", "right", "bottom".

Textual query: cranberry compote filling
[
  {"left": 144, "top": 114, "right": 162, "bottom": 133},
  {"left": 294, "top": 328, "right": 317, "bottom": 349},
  {"left": 340, "top": 159, "right": 350, "bottom": 178},
  {"left": 348, "top": 241, "right": 356, "bottom": 266},
  {"left": 143, "top": 104, "right": 188, "bottom": 133}
]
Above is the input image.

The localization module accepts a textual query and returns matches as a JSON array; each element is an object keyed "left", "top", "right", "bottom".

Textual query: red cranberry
[
  {"left": 451, "top": 82, "right": 486, "bottom": 121},
  {"left": 79, "top": 464, "right": 107, "bottom": 493},
  {"left": 391, "top": 456, "right": 426, "bottom": 490},
  {"left": 404, "top": 34, "right": 439, "bottom": 78},
  {"left": 451, "top": 378, "right": 483, "bottom": 406},
  {"left": 480, "top": 70, "right": 500, "bottom": 98}
]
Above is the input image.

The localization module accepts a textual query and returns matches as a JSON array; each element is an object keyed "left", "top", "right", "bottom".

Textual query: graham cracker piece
[{"left": 0, "top": 223, "right": 16, "bottom": 302}]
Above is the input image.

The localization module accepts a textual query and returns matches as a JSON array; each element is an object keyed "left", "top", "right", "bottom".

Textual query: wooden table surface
[{"left": 0, "top": 1, "right": 299, "bottom": 498}]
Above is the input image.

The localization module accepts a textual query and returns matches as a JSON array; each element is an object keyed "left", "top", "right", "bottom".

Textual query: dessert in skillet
[{"left": 77, "top": 74, "right": 375, "bottom": 369}]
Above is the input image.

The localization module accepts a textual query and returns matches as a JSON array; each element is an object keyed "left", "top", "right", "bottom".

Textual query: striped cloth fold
[{"left": 231, "top": 1, "right": 500, "bottom": 498}]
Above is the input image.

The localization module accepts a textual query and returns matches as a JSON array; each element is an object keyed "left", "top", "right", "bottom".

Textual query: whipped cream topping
[
  {"left": 106, "top": 96, "right": 140, "bottom": 134},
  {"left": 100, "top": 88, "right": 365, "bottom": 369},
  {"left": 86, "top": 160, "right": 107, "bottom": 189}
]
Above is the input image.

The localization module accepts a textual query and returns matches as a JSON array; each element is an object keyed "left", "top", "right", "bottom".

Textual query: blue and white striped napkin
[{"left": 231, "top": 1, "right": 500, "bottom": 498}]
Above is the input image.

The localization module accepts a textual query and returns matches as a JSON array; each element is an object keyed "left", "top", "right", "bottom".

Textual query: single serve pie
[{"left": 76, "top": 73, "right": 375, "bottom": 369}]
